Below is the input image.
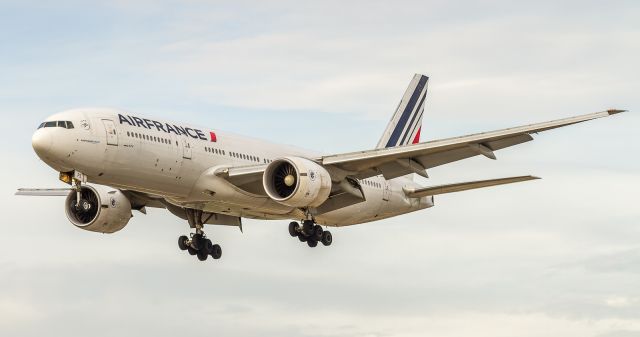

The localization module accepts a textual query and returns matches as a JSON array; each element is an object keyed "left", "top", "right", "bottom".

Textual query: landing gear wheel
[
  {"left": 191, "top": 233, "right": 203, "bottom": 250},
  {"left": 187, "top": 247, "right": 197, "bottom": 255},
  {"left": 197, "top": 250, "right": 208, "bottom": 261},
  {"left": 307, "top": 239, "right": 318, "bottom": 248},
  {"left": 321, "top": 231, "right": 333, "bottom": 246},
  {"left": 210, "top": 244, "right": 222, "bottom": 259},
  {"left": 203, "top": 239, "right": 213, "bottom": 254},
  {"left": 302, "top": 220, "right": 314, "bottom": 236},
  {"left": 178, "top": 235, "right": 189, "bottom": 251},
  {"left": 313, "top": 225, "right": 323, "bottom": 240},
  {"left": 288, "top": 222, "right": 300, "bottom": 237},
  {"left": 298, "top": 235, "right": 308, "bottom": 242}
]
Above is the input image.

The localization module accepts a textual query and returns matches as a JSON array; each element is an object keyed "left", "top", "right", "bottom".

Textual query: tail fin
[{"left": 376, "top": 74, "right": 429, "bottom": 149}]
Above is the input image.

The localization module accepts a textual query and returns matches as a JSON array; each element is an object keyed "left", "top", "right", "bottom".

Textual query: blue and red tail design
[{"left": 376, "top": 74, "right": 428, "bottom": 148}]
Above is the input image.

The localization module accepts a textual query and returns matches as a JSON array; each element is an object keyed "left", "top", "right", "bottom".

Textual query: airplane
[{"left": 17, "top": 74, "right": 625, "bottom": 262}]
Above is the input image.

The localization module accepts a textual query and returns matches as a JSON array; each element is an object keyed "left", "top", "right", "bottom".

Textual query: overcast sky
[{"left": 1, "top": 1, "right": 639, "bottom": 337}]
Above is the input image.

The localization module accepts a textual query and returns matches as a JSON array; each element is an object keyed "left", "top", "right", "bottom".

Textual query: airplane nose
[{"left": 32, "top": 129, "right": 52, "bottom": 157}]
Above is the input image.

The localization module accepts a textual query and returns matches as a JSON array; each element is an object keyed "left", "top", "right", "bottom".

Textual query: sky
[{"left": 1, "top": 1, "right": 639, "bottom": 336}]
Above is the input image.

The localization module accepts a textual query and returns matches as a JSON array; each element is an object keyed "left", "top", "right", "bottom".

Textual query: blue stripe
[
  {"left": 385, "top": 76, "right": 428, "bottom": 148},
  {"left": 399, "top": 90, "right": 427, "bottom": 146}
]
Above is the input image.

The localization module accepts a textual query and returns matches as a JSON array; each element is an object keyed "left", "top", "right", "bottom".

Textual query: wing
[
  {"left": 402, "top": 175, "right": 539, "bottom": 198},
  {"left": 212, "top": 109, "right": 623, "bottom": 199},
  {"left": 15, "top": 188, "right": 72, "bottom": 196},
  {"left": 15, "top": 188, "right": 165, "bottom": 213},
  {"left": 321, "top": 109, "right": 625, "bottom": 180}
]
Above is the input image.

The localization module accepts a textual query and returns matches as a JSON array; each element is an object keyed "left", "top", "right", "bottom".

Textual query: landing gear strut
[
  {"left": 178, "top": 209, "right": 222, "bottom": 261},
  {"left": 288, "top": 220, "right": 333, "bottom": 248},
  {"left": 71, "top": 174, "right": 88, "bottom": 211}
]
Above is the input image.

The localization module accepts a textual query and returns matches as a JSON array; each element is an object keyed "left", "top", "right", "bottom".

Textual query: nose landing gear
[
  {"left": 289, "top": 220, "right": 333, "bottom": 248},
  {"left": 179, "top": 209, "right": 223, "bottom": 261}
]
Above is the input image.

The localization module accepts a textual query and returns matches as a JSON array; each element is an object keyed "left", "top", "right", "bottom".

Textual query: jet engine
[
  {"left": 263, "top": 157, "right": 332, "bottom": 208},
  {"left": 64, "top": 184, "right": 132, "bottom": 233}
]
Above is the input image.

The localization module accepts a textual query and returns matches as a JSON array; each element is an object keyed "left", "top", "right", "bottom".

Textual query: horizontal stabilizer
[
  {"left": 403, "top": 175, "right": 540, "bottom": 198},
  {"left": 15, "top": 188, "right": 72, "bottom": 196}
]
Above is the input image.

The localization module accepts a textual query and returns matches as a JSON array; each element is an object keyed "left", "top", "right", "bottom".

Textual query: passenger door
[
  {"left": 181, "top": 137, "right": 192, "bottom": 159},
  {"left": 102, "top": 119, "right": 118, "bottom": 146},
  {"left": 382, "top": 181, "right": 391, "bottom": 201}
]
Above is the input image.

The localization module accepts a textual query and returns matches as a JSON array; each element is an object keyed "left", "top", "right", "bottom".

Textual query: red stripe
[
  {"left": 412, "top": 127, "right": 421, "bottom": 144},
  {"left": 210, "top": 132, "right": 217, "bottom": 142}
]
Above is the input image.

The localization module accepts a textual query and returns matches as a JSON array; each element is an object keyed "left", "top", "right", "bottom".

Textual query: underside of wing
[{"left": 403, "top": 175, "right": 540, "bottom": 198}]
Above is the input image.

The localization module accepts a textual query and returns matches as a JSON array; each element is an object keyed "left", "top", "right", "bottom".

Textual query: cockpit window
[{"left": 39, "top": 121, "right": 75, "bottom": 129}]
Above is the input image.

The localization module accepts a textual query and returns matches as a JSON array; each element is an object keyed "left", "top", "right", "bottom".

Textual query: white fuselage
[{"left": 32, "top": 108, "right": 433, "bottom": 226}]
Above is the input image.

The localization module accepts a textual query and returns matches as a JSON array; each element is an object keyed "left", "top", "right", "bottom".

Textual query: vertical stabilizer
[{"left": 376, "top": 74, "right": 429, "bottom": 148}]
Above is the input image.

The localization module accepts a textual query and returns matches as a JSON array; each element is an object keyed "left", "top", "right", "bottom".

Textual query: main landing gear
[
  {"left": 178, "top": 209, "right": 222, "bottom": 261},
  {"left": 288, "top": 220, "right": 333, "bottom": 248}
]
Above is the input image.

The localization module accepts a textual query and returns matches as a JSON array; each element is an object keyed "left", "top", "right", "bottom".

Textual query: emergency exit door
[{"left": 102, "top": 119, "right": 118, "bottom": 146}]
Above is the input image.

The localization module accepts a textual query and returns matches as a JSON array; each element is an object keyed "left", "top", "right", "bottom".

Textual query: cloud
[{"left": 0, "top": 1, "right": 639, "bottom": 337}]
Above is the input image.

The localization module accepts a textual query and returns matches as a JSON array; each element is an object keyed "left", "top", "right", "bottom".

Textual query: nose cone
[{"left": 32, "top": 129, "right": 52, "bottom": 158}]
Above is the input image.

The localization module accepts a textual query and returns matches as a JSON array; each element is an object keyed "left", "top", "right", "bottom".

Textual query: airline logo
[
  {"left": 384, "top": 75, "right": 428, "bottom": 148},
  {"left": 118, "top": 114, "right": 217, "bottom": 142}
]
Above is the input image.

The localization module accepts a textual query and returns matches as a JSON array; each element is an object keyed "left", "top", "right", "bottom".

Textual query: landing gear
[
  {"left": 179, "top": 209, "right": 223, "bottom": 262},
  {"left": 321, "top": 231, "right": 333, "bottom": 246},
  {"left": 71, "top": 172, "right": 92, "bottom": 213},
  {"left": 288, "top": 222, "right": 300, "bottom": 237},
  {"left": 178, "top": 235, "right": 189, "bottom": 251},
  {"left": 288, "top": 220, "right": 333, "bottom": 248}
]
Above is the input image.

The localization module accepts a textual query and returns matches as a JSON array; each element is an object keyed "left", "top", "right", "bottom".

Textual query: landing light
[{"left": 59, "top": 172, "right": 73, "bottom": 185}]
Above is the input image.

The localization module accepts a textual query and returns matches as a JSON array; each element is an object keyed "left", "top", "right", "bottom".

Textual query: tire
[
  {"left": 197, "top": 250, "right": 208, "bottom": 261},
  {"left": 298, "top": 235, "right": 308, "bottom": 242},
  {"left": 307, "top": 239, "right": 318, "bottom": 248},
  {"left": 313, "top": 225, "right": 323, "bottom": 240},
  {"left": 203, "top": 239, "right": 213, "bottom": 254},
  {"left": 302, "top": 220, "right": 314, "bottom": 236},
  {"left": 178, "top": 235, "right": 189, "bottom": 251},
  {"left": 191, "top": 233, "right": 203, "bottom": 250},
  {"left": 288, "top": 222, "right": 300, "bottom": 237},
  {"left": 187, "top": 247, "right": 197, "bottom": 256},
  {"left": 210, "top": 244, "right": 222, "bottom": 259},
  {"left": 321, "top": 231, "right": 333, "bottom": 246}
]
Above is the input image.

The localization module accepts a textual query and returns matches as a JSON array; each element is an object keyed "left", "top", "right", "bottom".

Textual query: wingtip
[{"left": 607, "top": 109, "right": 627, "bottom": 115}]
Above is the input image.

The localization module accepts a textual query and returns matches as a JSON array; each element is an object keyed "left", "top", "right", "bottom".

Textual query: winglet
[{"left": 607, "top": 109, "right": 627, "bottom": 115}]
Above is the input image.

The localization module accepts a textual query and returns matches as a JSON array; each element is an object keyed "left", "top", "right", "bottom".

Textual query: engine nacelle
[
  {"left": 263, "top": 157, "right": 332, "bottom": 208},
  {"left": 64, "top": 184, "right": 132, "bottom": 233}
]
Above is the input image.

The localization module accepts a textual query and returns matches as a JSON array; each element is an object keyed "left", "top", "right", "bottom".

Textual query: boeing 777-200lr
[{"left": 17, "top": 74, "right": 625, "bottom": 262}]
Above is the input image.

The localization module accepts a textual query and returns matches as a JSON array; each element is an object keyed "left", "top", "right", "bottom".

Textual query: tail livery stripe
[
  {"left": 398, "top": 90, "right": 427, "bottom": 146},
  {"left": 402, "top": 95, "right": 426, "bottom": 146},
  {"left": 384, "top": 75, "right": 428, "bottom": 148},
  {"left": 412, "top": 127, "right": 422, "bottom": 144}
]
